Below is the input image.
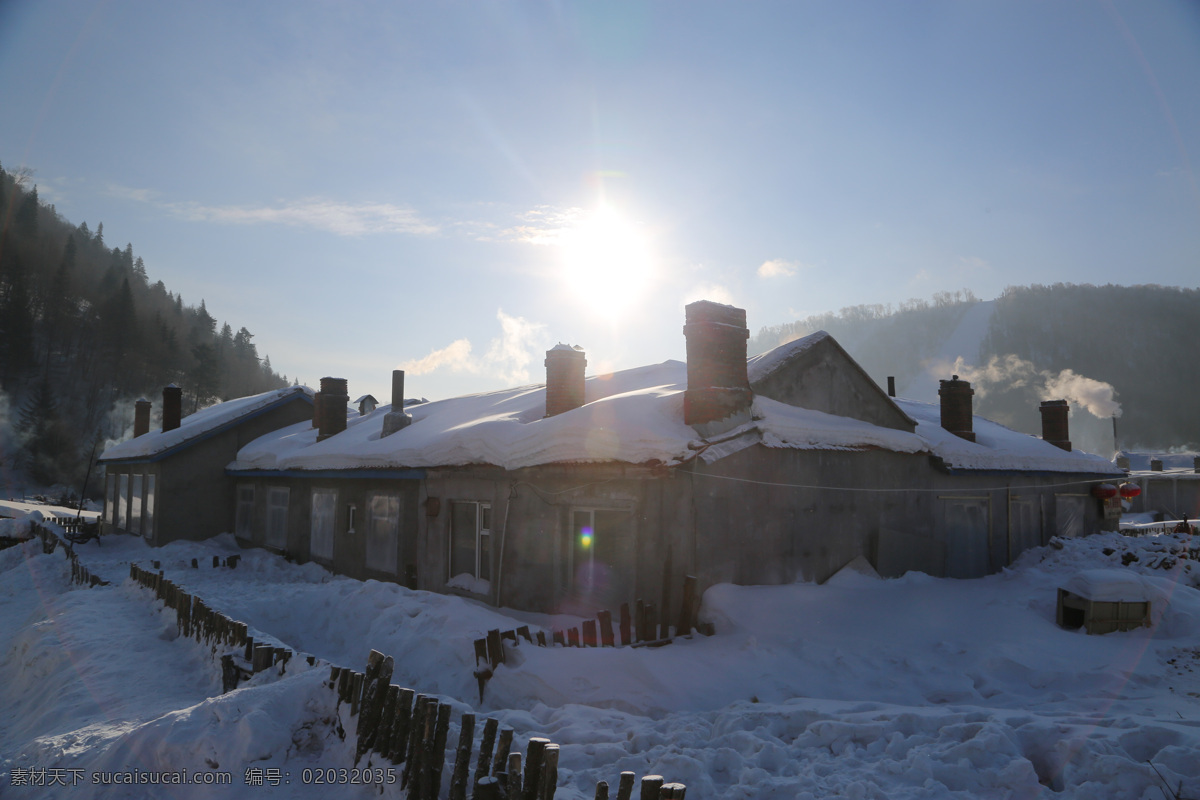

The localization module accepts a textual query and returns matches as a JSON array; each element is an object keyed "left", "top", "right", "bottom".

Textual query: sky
[{"left": 2, "top": 0, "right": 1198, "bottom": 404}]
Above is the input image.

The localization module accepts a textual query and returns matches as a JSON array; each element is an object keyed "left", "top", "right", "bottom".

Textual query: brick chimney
[
  {"left": 544, "top": 344, "right": 587, "bottom": 417},
  {"left": 381, "top": 369, "right": 413, "bottom": 437},
  {"left": 1150, "top": 458, "right": 1163, "bottom": 472},
  {"left": 312, "top": 391, "right": 322, "bottom": 429},
  {"left": 938, "top": 375, "right": 975, "bottom": 442},
  {"left": 134, "top": 398, "right": 151, "bottom": 438},
  {"left": 1039, "top": 399, "right": 1071, "bottom": 451},
  {"left": 317, "top": 377, "right": 348, "bottom": 441},
  {"left": 162, "top": 385, "right": 182, "bottom": 432},
  {"left": 683, "top": 300, "right": 752, "bottom": 430}
]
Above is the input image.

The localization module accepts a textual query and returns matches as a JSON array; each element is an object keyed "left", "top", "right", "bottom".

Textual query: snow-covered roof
[
  {"left": 1117, "top": 450, "right": 1199, "bottom": 474},
  {"left": 231, "top": 358, "right": 1121, "bottom": 476},
  {"left": 100, "top": 386, "right": 315, "bottom": 463},
  {"left": 896, "top": 399, "right": 1122, "bottom": 474}
]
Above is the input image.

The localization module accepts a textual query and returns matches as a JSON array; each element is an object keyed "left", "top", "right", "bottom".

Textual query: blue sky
[{"left": 2, "top": 1, "right": 1197, "bottom": 404}]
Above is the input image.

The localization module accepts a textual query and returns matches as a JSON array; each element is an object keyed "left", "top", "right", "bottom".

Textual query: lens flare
[{"left": 559, "top": 204, "right": 654, "bottom": 316}]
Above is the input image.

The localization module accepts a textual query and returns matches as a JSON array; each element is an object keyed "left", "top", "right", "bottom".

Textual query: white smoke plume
[
  {"left": 399, "top": 309, "right": 547, "bottom": 385},
  {"left": 934, "top": 355, "right": 1122, "bottom": 418}
]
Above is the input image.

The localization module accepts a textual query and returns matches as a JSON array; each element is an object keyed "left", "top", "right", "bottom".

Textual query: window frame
[
  {"left": 365, "top": 492, "right": 400, "bottom": 575},
  {"left": 266, "top": 486, "right": 289, "bottom": 549},
  {"left": 449, "top": 500, "right": 492, "bottom": 582},
  {"left": 310, "top": 488, "right": 337, "bottom": 562}
]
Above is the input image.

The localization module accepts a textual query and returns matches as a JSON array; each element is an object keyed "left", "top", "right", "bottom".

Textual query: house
[
  {"left": 97, "top": 385, "right": 315, "bottom": 545},
  {"left": 1114, "top": 450, "right": 1200, "bottom": 522},
  {"left": 220, "top": 301, "right": 1122, "bottom": 615}
]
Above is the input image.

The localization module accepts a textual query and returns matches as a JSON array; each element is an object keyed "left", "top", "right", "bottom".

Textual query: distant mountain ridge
[{"left": 749, "top": 284, "right": 1200, "bottom": 455}]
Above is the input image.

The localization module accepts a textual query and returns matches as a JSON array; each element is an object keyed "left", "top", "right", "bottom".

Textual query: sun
[{"left": 558, "top": 205, "right": 654, "bottom": 316}]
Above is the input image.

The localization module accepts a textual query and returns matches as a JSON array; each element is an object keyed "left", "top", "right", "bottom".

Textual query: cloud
[
  {"left": 493, "top": 205, "right": 584, "bottom": 245},
  {"left": 397, "top": 309, "right": 547, "bottom": 385},
  {"left": 108, "top": 185, "right": 438, "bottom": 237},
  {"left": 757, "top": 259, "right": 798, "bottom": 279},
  {"left": 932, "top": 354, "right": 1122, "bottom": 418},
  {"left": 399, "top": 339, "right": 474, "bottom": 376},
  {"left": 168, "top": 198, "right": 438, "bottom": 236}
]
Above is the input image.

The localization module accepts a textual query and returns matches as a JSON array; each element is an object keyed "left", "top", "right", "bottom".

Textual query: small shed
[{"left": 1057, "top": 570, "right": 1152, "bottom": 634}]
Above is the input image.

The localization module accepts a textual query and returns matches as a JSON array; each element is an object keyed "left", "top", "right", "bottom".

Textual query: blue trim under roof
[
  {"left": 100, "top": 392, "right": 314, "bottom": 465},
  {"left": 225, "top": 468, "right": 426, "bottom": 480}
]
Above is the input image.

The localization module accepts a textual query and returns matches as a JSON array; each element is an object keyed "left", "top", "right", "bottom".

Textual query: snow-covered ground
[{"left": 2, "top": 519, "right": 1198, "bottom": 799}]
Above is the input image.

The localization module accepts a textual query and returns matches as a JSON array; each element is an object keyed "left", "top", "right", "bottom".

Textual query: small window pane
[
  {"left": 236, "top": 485, "right": 255, "bottom": 538},
  {"left": 129, "top": 475, "right": 144, "bottom": 535},
  {"left": 310, "top": 489, "right": 337, "bottom": 561},
  {"left": 366, "top": 493, "right": 399, "bottom": 574},
  {"left": 143, "top": 475, "right": 156, "bottom": 539},
  {"left": 267, "top": 487, "right": 289, "bottom": 548}
]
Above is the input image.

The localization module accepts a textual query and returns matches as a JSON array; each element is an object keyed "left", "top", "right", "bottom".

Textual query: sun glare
[{"left": 559, "top": 205, "right": 654, "bottom": 316}]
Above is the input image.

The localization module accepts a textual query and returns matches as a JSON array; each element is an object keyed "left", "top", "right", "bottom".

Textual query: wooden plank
[
  {"left": 538, "top": 743, "right": 559, "bottom": 800},
  {"left": 354, "top": 650, "right": 394, "bottom": 765},
  {"left": 493, "top": 728, "right": 514, "bottom": 779},
  {"left": 598, "top": 610, "right": 614, "bottom": 647},
  {"left": 486, "top": 629, "right": 505, "bottom": 668},
  {"left": 522, "top": 738, "right": 550, "bottom": 800},
  {"left": 615, "top": 771, "right": 636, "bottom": 800},
  {"left": 475, "top": 717, "right": 499, "bottom": 786},
  {"left": 388, "top": 688, "right": 416, "bottom": 765},
  {"left": 678, "top": 576, "right": 697, "bottom": 635},
  {"left": 449, "top": 712, "right": 475, "bottom": 800}
]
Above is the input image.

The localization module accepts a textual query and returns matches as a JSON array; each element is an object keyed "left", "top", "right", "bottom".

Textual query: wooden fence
[
  {"left": 334, "top": 649, "right": 687, "bottom": 800},
  {"left": 474, "top": 575, "right": 715, "bottom": 677},
  {"left": 28, "top": 525, "right": 689, "bottom": 798}
]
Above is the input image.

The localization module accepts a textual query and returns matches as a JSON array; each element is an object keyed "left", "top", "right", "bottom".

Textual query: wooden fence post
[
  {"left": 388, "top": 688, "right": 415, "bottom": 765},
  {"left": 594, "top": 780, "right": 610, "bottom": 800},
  {"left": 639, "top": 775, "right": 664, "bottom": 800},
  {"left": 354, "top": 650, "right": 394, "bottom": 765},
  {"left": 522, "top": 738, "right": 550, "bottom": 800},
  {"left": 475, "top": 776, "right": 500, "bottom": 800},
  {"left": 582, "top": 619, "right": 597, "bottom": 647},
  {"left": 598, "top": 610, "right": 614, "bottom": 647},
  {"left": 660, "top": 783, "right": 687, "bottom": 798},
  {"left": 493, "top": 728, "right": 514, "bottom": 779},
  {"left": 475, "top": 717, "right": 499, "bottom": 787},
  {"left": 486, "top": 629, "right": 505, "bottom": 668},
  {"left": 402, "top": 695, "right": 428, "bottom": 788},
  {"left": 375, "top": 685, "right": 399, "bottom": 759},
  {"left": 620, "top": 603, "right": 632, "bottom": 645},
  {"left": 449, "top": 712, "right": 475, "bottom": 800},
  {"left": 538, "top": 743, "right": 559, "bottom": 800},
  {"left": 431, "top": 703, "right": 452, "bottom": 799},
  {"left": 615, "top": 771, "right": 636, "bottom": 800},
  {"left": 507, "top": 751, "right": 523, "bottom": 800}
]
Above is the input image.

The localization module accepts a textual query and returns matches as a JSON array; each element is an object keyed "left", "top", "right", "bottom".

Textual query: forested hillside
[
  {"left": 750, "top": 284, "right": 1200, "bottom": 453},
  {"left": 0, "top": 165, "right": 288, "bottom": 495}
]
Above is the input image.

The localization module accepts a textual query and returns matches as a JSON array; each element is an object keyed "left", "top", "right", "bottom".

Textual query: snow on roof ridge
[{"left": 101, "top": 385, "right": 314, "bottom": 462}]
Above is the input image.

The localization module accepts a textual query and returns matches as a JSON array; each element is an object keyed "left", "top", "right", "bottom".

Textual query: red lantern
[
  {"left": 1119, "top": 482, "right": 1142, "bottom": 500},
  {"left": 1092, "top": 483, "right": 1119, "bottom": 500}
]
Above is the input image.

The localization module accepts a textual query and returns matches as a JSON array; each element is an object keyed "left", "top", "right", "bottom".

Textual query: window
[
  {"left": 310, "top": 488, "right": 337, "bottom": 561},
  {"left": 267, "top": 487, "right": 289, "bottom": 549},
  {"left": 143, "top": 475, "right": 156, "bottom": 539},
  {"left": 450, "top": 501, "right": 491, "bottom": 582},
  {"left": 106, "top": 474, "right": 117, "bottom": 525},
  {"left": 129, "top": 474, "right": 144, "bottom": 535},
  {"left": 366, "top": 493, "right": 400, "bottom": 574},
  {"left": 117, "top": 474, "right": 129, "bottom": 530},
  {"left": 236, "top": 485, "right": 255, "bottom": 539}
]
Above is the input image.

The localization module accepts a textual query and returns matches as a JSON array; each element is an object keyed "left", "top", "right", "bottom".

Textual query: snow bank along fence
[
  {"left": 124, "top": 561, "right": 689, "bottom": 798},
  {"left": 28, "top": 521, "right": 109, "bottom": 588},
  {"left": 127, "top": 562, "right": 294, "bottom": 689},
  {"left": 473, "top": 574, "right": 714, "bottom": 675},
  {"left": 333, "top": 649, "right": 688, "bottom": 800}
]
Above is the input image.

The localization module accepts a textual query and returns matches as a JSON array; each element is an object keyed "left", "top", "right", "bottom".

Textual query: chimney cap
[{"left": 549, "top": 342, "right": 584, "bottom": 352}]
